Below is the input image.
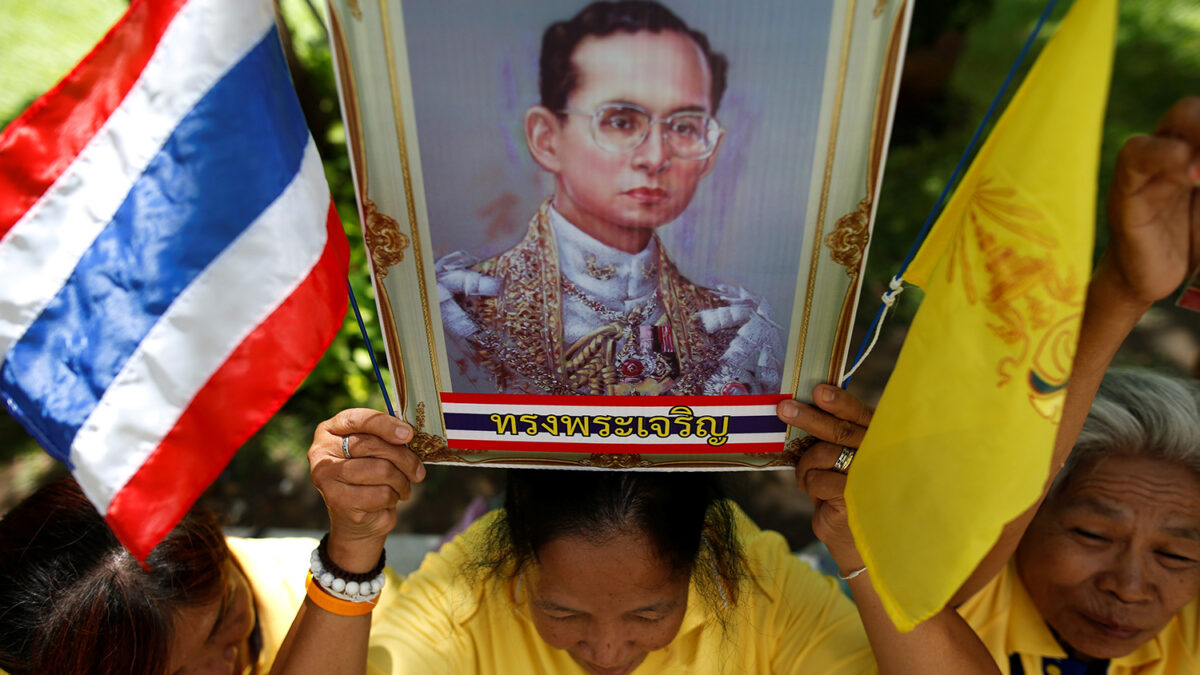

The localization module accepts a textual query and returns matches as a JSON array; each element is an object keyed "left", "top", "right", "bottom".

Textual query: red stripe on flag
[
  {"left": 105, "top": 201, "right": 349, "bottom": 560},
  {"left": 0, "top": 0, "right": 188, "bottom": 239}
]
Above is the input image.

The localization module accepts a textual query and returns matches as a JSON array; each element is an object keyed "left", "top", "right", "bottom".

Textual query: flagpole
[
  {"left": 348, "top": 278, "right": 396, "bottom": 417},
  {"left": 842, "top": 0, "right": 1060, "bottom": 386}
]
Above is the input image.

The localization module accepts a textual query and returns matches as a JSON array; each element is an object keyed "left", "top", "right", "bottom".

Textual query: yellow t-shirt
[
  {"left": 366, "top": 505, "right": 875, "bottom": 674},
  {"left": 227, "top": 536, "right": 405, "bottom": 672},
  {"left": 227, "top": 536, "right": 312, "bottom": 671},
  {"left": 957, "top": 559, "right": 1200, "bottom": 674}
]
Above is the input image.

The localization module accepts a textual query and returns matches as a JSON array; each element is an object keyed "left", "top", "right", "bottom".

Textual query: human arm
[
  {"left": 269, "top": 409, "right": 425, "bottom": 675},
  {"left": 791, "top": 392, "right": 1000, "bottom": 674},
  {"left": 780, "top": 96, "right": 1200, "bottom": 604},
  {"left": 950, "top": 95, "right": 1200, "bottom": 601}
]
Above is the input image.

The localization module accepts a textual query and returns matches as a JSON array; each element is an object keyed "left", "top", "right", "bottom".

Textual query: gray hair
[{"left": 1051, "top": 367, "right": 1200, "bottom": 496}]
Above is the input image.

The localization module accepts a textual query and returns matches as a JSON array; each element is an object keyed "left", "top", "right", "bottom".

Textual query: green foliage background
[
  {"left": 866, "top": 0, "right": 1200, "bottom": 323},
  {"left": 1, "top": 0, "right": 1198, "bottom": 533}
]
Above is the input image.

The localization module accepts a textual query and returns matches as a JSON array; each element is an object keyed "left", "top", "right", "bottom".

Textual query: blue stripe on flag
[
  {"left": 443, "top": 413, "right": 785, "bottom": 435},
  {"left": 1, "top": 28, "right": 309, "bottom": 464}
]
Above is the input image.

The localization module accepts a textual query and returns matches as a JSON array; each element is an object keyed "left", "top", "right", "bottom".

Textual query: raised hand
[
  {"left": 1103, "top": 97, "right": 1200, "bottom": 305},
  {"left": 308, "top": 409, "right": 424, "bottom": 572},
  {"left": 778, "top": 384, "right": 873, "bottom": 571}
]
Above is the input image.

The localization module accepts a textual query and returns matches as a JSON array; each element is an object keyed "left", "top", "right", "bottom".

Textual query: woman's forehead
[
  {"left": 1052, "top": 453, "right": 1200, "bottom": 525},
  {"left": 533, "top": 532, "right": 688, "bottom": 608}
]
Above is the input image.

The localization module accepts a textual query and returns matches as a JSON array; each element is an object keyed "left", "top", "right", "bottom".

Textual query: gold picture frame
[{"left": 326, "top": 0, "right": 911, "bottom": 469}]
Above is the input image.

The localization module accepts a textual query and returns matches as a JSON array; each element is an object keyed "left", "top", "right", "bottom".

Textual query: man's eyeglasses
[{"left": 562, "top": 103, "right": 723, "bottom": 161}]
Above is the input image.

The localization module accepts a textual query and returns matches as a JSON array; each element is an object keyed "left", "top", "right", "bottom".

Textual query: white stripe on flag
[
  {"left": 0, "top": 0, "right": 274, "bottom": 357},
  {"left": 71, "top": 141, "right": 329, "bottom": 511}
]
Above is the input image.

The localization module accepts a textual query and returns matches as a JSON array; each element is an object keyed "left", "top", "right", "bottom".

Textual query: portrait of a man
[{"left": 435, "top": 1, "right": 784, "bottom": 396}]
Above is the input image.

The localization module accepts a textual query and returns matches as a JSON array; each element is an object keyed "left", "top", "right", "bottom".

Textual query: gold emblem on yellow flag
[{"left": 949, "top": 177, "right": 1086, "bottom": 420}]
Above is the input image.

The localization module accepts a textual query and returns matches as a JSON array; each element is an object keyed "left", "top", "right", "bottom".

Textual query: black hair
[
  {"left": 471, "top": 469, "right": 748, "bottom": 625},
  {"left": 539, "top": 1, "right": 730, "bottom": 114},
  {"left": 0, "top": 478, "right": 250, "bottom": 675}
]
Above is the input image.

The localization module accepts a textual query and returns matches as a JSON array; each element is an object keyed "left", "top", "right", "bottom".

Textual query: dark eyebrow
[
  {"left": 534, "top": 599, "right": 579, "bottom": 613},
  {"left": 1063, "top": 499, "right": 1200, "bottom": 541},
  {"left": 1165, "top": 526, "right": 1200, "bottom": 542},
  {"left": 629, "top": 600, "right": 679, "bottom": 614},
  {"left": 533, "top": 599, "right": 680, "bottom": 614},
  {"left": 667, "top": 104, "right": 709, "bottom": 115},
  {"left": 603, "top": 100, "right": 711, "bottom": 116}
]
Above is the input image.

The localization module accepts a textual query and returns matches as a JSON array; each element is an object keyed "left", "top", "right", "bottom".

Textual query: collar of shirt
[{"left": 548, "top": 205, "right": 659, "bottom": 306}]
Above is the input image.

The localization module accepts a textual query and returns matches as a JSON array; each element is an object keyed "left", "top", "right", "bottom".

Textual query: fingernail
[
  {"left": 819, "top": 386, "right": 836, "bottom": 403},
  {"left": 415, "top": 462, "right": 426, "bottom": 481},
  {"left": 394, "top": 423, "right": 412, "bottom": 443},
  {"left": 779, "top": 399, "right": 800, "bottom": 418}
]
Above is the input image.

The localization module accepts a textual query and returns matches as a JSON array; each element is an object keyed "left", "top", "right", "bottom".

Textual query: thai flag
[{"left": 0, "top": 0, "right": 348, "bottom": 559}]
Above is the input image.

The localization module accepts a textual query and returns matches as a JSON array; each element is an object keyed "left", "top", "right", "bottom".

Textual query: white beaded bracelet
[{"left": 310, "top": 549, "right": 386, "bottom": 602}]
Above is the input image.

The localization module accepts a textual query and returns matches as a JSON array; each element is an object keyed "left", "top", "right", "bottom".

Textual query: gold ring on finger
[{"left": 832, "top": 447, "right": 856, "bottom": 474}]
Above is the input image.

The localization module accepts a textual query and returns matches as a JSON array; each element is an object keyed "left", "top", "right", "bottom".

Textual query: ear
[
  {"left": 525, "top": 106, "right": 564, "bottom": 173},
  {"left": 697, "top": 129, "right": 725, "bottom": 179}
]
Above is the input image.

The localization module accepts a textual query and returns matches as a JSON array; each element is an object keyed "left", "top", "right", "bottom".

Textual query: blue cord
[
  {"left": 347, "top": 278, "right": 395, "bottom": 416},
  {"left": 843, "top": 0, "right": 1060, "bottom": 388}
]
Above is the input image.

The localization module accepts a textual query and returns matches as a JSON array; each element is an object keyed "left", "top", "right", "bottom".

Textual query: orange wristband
[{"left": 306, "top": 572, "right": 378, "bottom": 617}]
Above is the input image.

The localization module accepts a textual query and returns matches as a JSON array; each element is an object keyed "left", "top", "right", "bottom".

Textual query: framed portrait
[{"left": 325, "top": 0, "right": 911, "bottom": 469}]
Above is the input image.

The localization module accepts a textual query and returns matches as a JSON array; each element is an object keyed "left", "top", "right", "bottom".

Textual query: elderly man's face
[
  {"left": 1016, "top": 453, "right": 1200, "bottom": 660},
  {"left": 541, "top": 29, "right": 719, "bottom": 253}
]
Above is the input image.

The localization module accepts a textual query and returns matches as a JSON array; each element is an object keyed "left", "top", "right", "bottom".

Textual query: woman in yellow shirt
[
  {"left": 0, "top": 442, "right": 995, "bottom": 675},
  {"left": 360, "top": 469, "right": 911, "bottom": 674},
  {"left": 262, "top": 406, "right": 999, "bottom": 675}
]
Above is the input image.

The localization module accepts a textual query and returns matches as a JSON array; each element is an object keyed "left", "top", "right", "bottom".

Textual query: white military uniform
[{"left": 437, "top": 201, "right": 782, "bottom": 396}]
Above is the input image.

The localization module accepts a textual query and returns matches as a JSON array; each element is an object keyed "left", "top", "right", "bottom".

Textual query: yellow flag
[{"left": 846, "top": 0, "right": 1116, "bottom": 632}]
